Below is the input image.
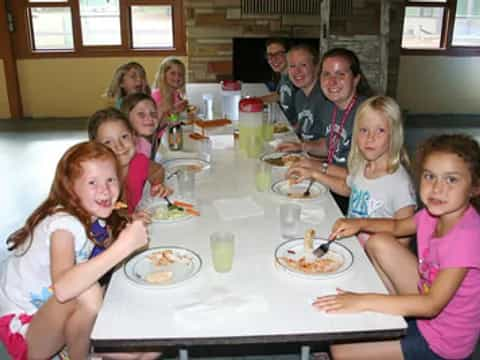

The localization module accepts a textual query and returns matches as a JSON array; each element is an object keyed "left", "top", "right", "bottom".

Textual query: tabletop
[{"left": 91, "top": 132, "right": 407, "bottom": 352}]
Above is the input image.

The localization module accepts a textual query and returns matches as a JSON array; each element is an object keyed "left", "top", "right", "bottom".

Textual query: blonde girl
[
  {"left": 315, "top": 134, "right": 480, "bottom": 360},
  {"left": 88, "top": 108, "right": 171, "bottom": 215},
  {"left": 151, "top": 57, "right": 187, "bottom": 119},
  {"left": 287, "top": 95, "right": 416, "bottom": 246},
  {"left": 0, "top": 142, "right": 152, "bottom": 359},
  {"left": 106, "top": 62, "right": 151, "bottom": 109}
]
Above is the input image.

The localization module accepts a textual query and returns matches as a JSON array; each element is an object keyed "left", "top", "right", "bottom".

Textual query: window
[
  {"left": 12, "top": 0, "right": 185, "bottom": 58},
  {"left": 401, "top": 0, "right": 480, "bottom": 55}
]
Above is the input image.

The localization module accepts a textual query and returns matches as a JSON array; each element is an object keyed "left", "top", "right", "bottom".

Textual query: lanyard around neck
[{"left": 327, "top": 95, "right": 358, "bottom": 163}]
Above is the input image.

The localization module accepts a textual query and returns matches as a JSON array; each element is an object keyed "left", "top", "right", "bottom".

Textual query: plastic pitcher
[
  {"left": 221, "top": 80, "right": 242, "bottom": 122},
  {"left": 239, "top": 97, "right": 264, "bottom": 157}
]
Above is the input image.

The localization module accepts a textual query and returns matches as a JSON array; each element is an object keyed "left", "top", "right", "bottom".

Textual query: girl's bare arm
[
  {"left": 50, "top": 222, "right": 148, "bottom": 302},
  {"left": 330, "top": 215, "right": 417, "bottom": 240},
  {"left": 314, "top": 268, "right": 468, "bottom": 318}
]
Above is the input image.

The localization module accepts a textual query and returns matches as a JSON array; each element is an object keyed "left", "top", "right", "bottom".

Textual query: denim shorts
[{"left": 400, "top": 319, "right": 472, "bottom": 360}]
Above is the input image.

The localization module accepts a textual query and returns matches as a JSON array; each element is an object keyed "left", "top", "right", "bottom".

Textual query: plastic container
[
  {"left": 202, "top": 94, "right": 214, "bottom": 120},
  {"left": 221, "top": 80, "right": 242, "bottom": 122},
  {"left": 238, "top": 97, "right": 264, "bottom": 157}
]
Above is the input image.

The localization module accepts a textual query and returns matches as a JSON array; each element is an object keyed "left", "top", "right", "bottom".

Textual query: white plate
[
  {"left": 162, "top": 158, "right": 210, "bottom": 176},
  {"left": 271, "top": 179, "right": 327, "bottom": 200},
  {"left": 124, "top": 246, "right": 202, "bottom": 288},
  {"left": 274, "top": 238, "right": 353, "bottom": 279},
  {"left": 148, "top": 204, "right": 193, "bottom": 224}
]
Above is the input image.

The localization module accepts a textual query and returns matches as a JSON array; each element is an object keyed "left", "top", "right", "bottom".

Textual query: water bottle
[{"left": 168, "top": 114, "right": 183, "bottom": 151}]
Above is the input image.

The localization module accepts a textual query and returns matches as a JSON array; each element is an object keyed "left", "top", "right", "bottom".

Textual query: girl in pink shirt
[
  {"left": 314, "top": 134, "right": 480, "bottom": 360},
  {"left": 88, "top": 108, "right": 172, "bottom": 215},
  {"left": 151, "top": 57, "right": 188, "bottom": 121},
  {"left": 121, "top": 93, "right": 164, "bottom": 161}
]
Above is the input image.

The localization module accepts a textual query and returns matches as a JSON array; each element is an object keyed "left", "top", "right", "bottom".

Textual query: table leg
[
  {"left": 178, "top": 348, "right": 189, "bottom": 360},
  {"left": 301, "top": 345, "right": 310, "bottom": 360}
]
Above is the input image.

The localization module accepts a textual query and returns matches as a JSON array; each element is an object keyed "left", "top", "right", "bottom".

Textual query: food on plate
[
  {"left": 144, "top": 270, "right": 173, "bottom": 284},
  {"left": 304, "top": 228, "right": 315, "bottom": 251},
  {"left": 172, "top": 164, "right": 203, "bottom": 173},
  {"left": 114, "top": 201, "right": 128, "bottom": 210},
  {"left": 187, "top": 104, "right": 198, "bottom": 114},
  {"left": 273, "top": 123, "right": 290, "bottom": 133},
  {"left": 279, "top": 253, "right": 343, "bottom": 274},
  {"left": 147, "top": 249, "right": 176, "bottom": 266},
  {"left": 263, "top": 153, "right": 301, "bottom": 167},
  {"left": 147, "top": 249, "right": 193, "bottom": 267},
  {"left": 152, "top": 206, "right": 187, "bottom": 221},
  {"left": 263, "top": 156, "right": 284, "bottom": 166}
]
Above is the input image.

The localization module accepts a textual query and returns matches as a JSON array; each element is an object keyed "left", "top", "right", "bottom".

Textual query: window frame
[
  {"left": 401, "top": 0, "right": 480, "bottom": 56},
  {"left": 11, "top": 0, "right": 186, "bottom": 58}
]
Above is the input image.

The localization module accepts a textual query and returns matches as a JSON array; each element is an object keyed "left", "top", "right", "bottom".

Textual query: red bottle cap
[
  {"left": 221, "top": 80, "right": 242, "bottom": 91},
  {"left": 239, "top": 98, "right": 264, "bottom": 112}
]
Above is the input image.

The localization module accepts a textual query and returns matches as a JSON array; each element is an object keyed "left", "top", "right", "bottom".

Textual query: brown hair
[
  {"left": 320, "top": 48, "right": 373, "bottom": 97},
  {"left": 7, "top": 142, "right": 122, "bottom": 252},
  {"left": 120, "top": 93, "right": 157, "bottom": 122},
  {"left": 415, "top": 134, "right": 480, "bottom": 212},
  {"left": 105, "top": 61, "right": 151, "bottom": 100},
  {"left": 88, "top": 107, "right": 133, "bottom": 140}
]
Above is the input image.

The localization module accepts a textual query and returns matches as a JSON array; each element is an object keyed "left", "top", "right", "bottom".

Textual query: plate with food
[
  {"left": 271, "top": 179, "right": 327, "bottom": 199},
  {"left": 260, "top": 152, "right": 303, "bottom": 167},
  {"left": 162, "top": 158, "right": 210, "bottom": 176},
  {"left": 149, "top": 202, "right": 198, "bottom": 223},
  {"left": 274, "top": 235, "right": 353, "bottom": 279},
  {"left": 124, "top": 246, "right": 202, "bottom": 288}
]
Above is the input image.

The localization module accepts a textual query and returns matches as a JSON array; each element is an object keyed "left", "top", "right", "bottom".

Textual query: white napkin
[
  {"left": 213, "top": 196, "right": 264, "bottom": 221},
  {"left": 173, "top": 290, "right": 268, "bottom": 328},
  {"left": 210, "top": 134, "right": 234, "bottom": 149}
]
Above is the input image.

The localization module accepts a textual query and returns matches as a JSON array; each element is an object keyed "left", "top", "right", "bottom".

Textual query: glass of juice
[
  {"left": 210, "top": 232, "right": 235, "bottom": 273},
  {"left": 263, "top": 103, "right": 274, "bottom": 141},
  {"left": 255, "top": 160, "right": 272, "bottom": 192}
]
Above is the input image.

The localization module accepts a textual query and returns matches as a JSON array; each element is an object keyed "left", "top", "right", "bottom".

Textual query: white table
[{"left": 91, "top": 139, "right": 406, "bottom": 356}]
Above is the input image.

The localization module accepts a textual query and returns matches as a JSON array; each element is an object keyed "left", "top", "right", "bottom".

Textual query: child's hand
[
  {"left": 131, "top": 209, "right": 152, "bottom": 225},
  {"left": 150, "top": 183, "right": 173, "bottom": 198},
  {"left": 329, "top": 218, "right": 362, "bottom": 240},
  {"left": 276, "top": 141, "right": 302, "bottom": 153},
  {"left": 312, "top": 289, "right": 366, "bottom": 313},
  {"left": 173, "top": 100, "right": 188, "bottom": 113},
  {"left": 286, "top": 166, "right": 313, "bottom": 184},
  {"left": 117, "top": 219, "right": 149, "bottom": 254}
]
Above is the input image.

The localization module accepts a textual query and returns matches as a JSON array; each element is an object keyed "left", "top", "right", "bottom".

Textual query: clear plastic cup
[
  {"left": 210, "top": 232, "right": 235, "bottom": 273},
  {"left": 177, "top": 169, "right": 196, "bottom": 200},
  {"left": 279, "top": 203, "right": 301, "bottom": 238}
]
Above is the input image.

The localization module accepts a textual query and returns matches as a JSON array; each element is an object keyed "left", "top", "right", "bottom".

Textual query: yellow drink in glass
[
  {"left": 263, "top": 123, "right": 274, "bottom": 141},
  {"left": 210, "top": 232, "right": 235, "bottom": 272}
]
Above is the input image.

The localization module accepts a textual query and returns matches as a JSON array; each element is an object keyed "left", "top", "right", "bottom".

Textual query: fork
[
  {"left": 313, "top": 238, "right": 336, "bottom": 258},
  {"left": 303, "top": 179, "right": 315, "bottom": 197},
  {"left": 164, "top": 196, "right": 183, "bottom": 211}
]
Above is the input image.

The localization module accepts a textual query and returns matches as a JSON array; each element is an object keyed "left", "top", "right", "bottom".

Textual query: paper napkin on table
[
  {"left": 210, "top": 134, "right": 234, "bottom": 149},
  {"left": 213, "top": 196, "right": 264, "bottom": 221},
  {"left": 173, "top": 290, "right": 268, "bottom": 328}
]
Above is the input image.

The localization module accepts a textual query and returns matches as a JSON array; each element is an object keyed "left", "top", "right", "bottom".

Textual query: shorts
[
  {"left": 400, "top": 319, "right": 473, "bottom": 360},
  {"left": 357, "top": 232, "right": 370, "bottom": 248},
  {"left": 0, "top": 313, "right": 32, "bottom": 360}
]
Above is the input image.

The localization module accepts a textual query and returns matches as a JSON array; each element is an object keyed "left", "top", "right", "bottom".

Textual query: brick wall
[{"left": 184, "top": 0, "right": 404, "bottom": 97}]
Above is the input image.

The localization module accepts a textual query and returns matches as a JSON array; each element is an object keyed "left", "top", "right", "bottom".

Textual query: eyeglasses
[{"left": 265, "top": 51, "right": 286, "bottom": 60}]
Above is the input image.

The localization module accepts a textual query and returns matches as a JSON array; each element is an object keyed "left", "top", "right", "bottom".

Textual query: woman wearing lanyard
[{"left": 283, "top": 48, "right": 373, "bottom": 213}]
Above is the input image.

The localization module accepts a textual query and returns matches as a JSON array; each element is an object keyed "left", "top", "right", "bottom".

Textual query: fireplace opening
[{"left": 233, "top": 37, "right": 320, "bottom": 89}]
